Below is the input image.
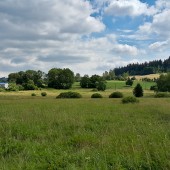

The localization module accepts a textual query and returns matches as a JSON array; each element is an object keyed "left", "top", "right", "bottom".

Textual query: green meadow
[{"left": 0, "top": 80, "right": 169, "bottom": 170}]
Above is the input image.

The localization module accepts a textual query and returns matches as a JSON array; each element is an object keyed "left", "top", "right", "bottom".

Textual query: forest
[{"left": 113, "top": 56, "right": 170, "bottom": 76}]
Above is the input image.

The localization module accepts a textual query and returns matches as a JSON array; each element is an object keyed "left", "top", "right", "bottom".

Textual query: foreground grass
[{"left": 0, "top": 97, "right": 169, "bottom": 169}]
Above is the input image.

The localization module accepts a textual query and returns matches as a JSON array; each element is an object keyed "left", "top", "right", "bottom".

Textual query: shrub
[
  {"left": 56, "top": 91, "right": 82, "bottom": 98},
  {"left": 8, "top": 83, "right": 19, "bottom": 91},
  {"left": 31, "top": 93, "right": 36, "bottom": 96},
  {"left": 154, "top": 92, "right": 170, "bottom": 98},
  {"left": 96, "top": 81, "right": 106, "bottom": 91},
  {"left": 122, "top": 96, "right": 139, "bottom": 104},
  {"left": 109, "top": 91, "right": 123, "bottom": 98},
  {"left": 91, "top": 93, "right": 103, "bottom": 98},
  {"left": 41, "top": 92, "right": 47, "bottom": 97},
  {"left": 126, "top": 78, "right": 133, "bottom": 86},
  {"left": 23, "top": 80, "right": 38, "bottom": 90},
  {"left": 18, "top": 85, "right": 24, "bottom": 91},
  {"left": 133, "top": 83, "right": 143, "bottom": 97},
  {"left": 150, "top": 85, "right": 157, "bottom": 91}
]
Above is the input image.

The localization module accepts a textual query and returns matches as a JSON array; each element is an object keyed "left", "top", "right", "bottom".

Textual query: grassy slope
[{"left": 0, "top": 96, "right": 169, "bottom": 169}]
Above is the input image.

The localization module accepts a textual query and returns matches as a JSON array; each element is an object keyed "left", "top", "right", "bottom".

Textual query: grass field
[
  {"left": 130, "top": 74, "right": 161, "bottom": 80},
  {"left": 0, "top": 80, "right": 169, "bottom": 169}
]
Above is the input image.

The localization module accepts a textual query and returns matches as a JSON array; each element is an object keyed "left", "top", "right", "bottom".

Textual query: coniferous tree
[{"left": 133, "top": 83, "right": 143, "bottom": 97}]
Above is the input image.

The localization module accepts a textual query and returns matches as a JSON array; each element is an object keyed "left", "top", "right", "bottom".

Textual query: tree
[
  {"left": 75, "top": 73, "right": 81, "bottom": 82},
  {"left": 80, "top": 74, "right": 106, "bottom": 90},
  {"left": 47, "top": 68, "right": 74, "bottom": 89},
  {"left": 58, "top": 68, "right": 74, "bottom": 89},
  {"left": 126, "top": 78, "right": 133, "bottom": 86},
  {"left": 48, "top": 68, "right": 62, "bottom": 88},
  {"left": 133, "top": 83, "right": 143, "bottom": 97},
  {"left": 8, "top": 70, "right": 47, "bottom": 90},
  {"left": 122, "top": 72, "right": 129, "bottom": 80},
  {"left": 156, "top": 73, "right": 170, "bottom": 92},
  {"left": 80, "top": 75, "right": 90, "bottom": 88},
  {"left": 96, "top": 81, "right": 106, "bottom": 91},
  {"left": 89, "top": 75, "right": 100, "bottom": 88},
  {"left": 8, "top": 73, "right": 19, "bottom": 83},
  {"left": 23, "top": 80, "right": 37, "bottom": 90}
]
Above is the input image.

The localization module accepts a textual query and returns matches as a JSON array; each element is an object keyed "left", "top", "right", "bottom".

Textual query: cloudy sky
[{"left": 0, "top": 0, "right": 170, "bottom": 77}]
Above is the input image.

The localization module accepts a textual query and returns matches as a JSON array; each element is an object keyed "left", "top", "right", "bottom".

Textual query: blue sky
[{"left": 0, "top": 0, "right": 170, "bottom": 76}]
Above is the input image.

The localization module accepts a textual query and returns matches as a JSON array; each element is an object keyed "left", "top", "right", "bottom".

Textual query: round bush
[
  {"left": 122, "top": 96, "right": 139, "bottom": 104},
  {"left": 56, "top": 91, "right": 82, "bottom": 98},
  {"left": 154, "top": 92, "right": 170, "bottom": 98},
  {"left": 41, "top": 92, "right": 47, "bottom": 97},
  {"left": 109, "top": 91, "right": 123, "bottom": 98},
  {"left": 31, "top": 93, "right": 36, "bottom": 96},
  {"left": 150, "top": 85, "right": 157, "bottom": 91},
  {"left": 91, "top": 93, "right": 103, "bottom": 98}
]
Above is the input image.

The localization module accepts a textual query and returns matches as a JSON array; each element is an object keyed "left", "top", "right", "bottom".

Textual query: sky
[{"left": 0, "top": 0, "right": 170, "bottom": 77}]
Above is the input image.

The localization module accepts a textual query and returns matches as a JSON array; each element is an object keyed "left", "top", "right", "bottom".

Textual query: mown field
[{"left": 0, "top": 80, "right": 169, "bottom": 170}]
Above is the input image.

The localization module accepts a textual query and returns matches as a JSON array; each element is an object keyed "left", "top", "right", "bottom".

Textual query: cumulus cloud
[
  {"left": 137, "top": 10, "right": 170, "bottom": 42},
  {"left": 1, "top": 0, "right": 166, "bottom": 77},
  {"left": 0, "top": 0, "right": 105, "bottom": 41},
  {"left": 0, "top": 0, "right": 107, "bottom": 76},
  {"left": 149, "top": 40, "right": 169, "bottom": 51},
  {"left": 111, "top": 44, "right": 138, "bottom": 56},
  {"left": 104, "top": 0, "right": 156, "bottom": 17}
]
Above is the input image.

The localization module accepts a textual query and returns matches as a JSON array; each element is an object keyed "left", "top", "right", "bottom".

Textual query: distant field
[
  {"left": 131, "top": 74, "right": 160, "bottom": 80},
  {"left": 0, "top": 79, "right": 156, "bottom": 98},
  {"left": 0, "top": 96, "right": 169, "bottom": 169},
  {"left": 106, "top": 80, "right": 156, "bottom": 91}
]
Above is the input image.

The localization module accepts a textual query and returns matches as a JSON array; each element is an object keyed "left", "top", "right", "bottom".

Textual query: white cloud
[
  {"left": 137, "top": 9, "right": 170, "bottom": 41},
  {"left": 0, "top": 0, "right": 105, "bottom": 41},
  {"left": 149, "top": 40, "right": 169, "bottom": 51},
  {"left": 155, "top": 0, "right": 170, "bottom": 10},
  {"left": 0, "top": 0, "right": 108, "bottom": 76},
  {"left": 1, "top": 0, "right": 167, "bottom": 77},
  {"left": 111, "top": 44, "right": 138, "bottom": 56},
  {"left": 104, "top": 0, "right": 156, "bottom": 17}
]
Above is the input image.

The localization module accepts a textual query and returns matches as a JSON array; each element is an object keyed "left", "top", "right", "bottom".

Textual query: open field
[
  {"left": 130, "top": 74, "right": 161, "bottom": 80},
  {"left": 0, "top": 80, "right": 169, "bottom": 169},
  {"left": 0, "top": 80, "right": 156, "bottom": 98}
]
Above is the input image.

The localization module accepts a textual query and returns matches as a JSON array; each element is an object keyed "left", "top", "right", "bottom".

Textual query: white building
[{"left": 0, "top": 83, "right": 9, "bottom": 89}]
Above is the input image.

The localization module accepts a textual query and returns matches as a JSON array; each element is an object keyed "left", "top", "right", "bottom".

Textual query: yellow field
[{"left": 130, "top": 74, "right": 161, "bottom": 80}]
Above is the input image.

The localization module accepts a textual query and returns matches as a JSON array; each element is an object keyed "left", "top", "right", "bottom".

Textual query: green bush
[
  {"left": 154, "top": 92, "right": 170, "bottom": 98},
  {"left": 133, "top": 83, "right": 143, "bottom": 97},
  {"left": 56, "top": 91, "right": 82, "bottom": 98},
  {"left": 41, "top": 92, "right": 47, "bottom": 97},
  {"left": 8, "top": 83, "right": 19, "bottom": 91},
  {"left": 126, "top": 78, "right": 133, "bottom": 86},
  {"left": 31, "top": 93, "right": 36, "bottom": 96},
  {"left": 18, "top": 85, "right": 24, "bottom": 91},
  {"left": 122, "top": 96, "right": 139, "bottom": 104},
  {"left": 96, "top": 81, "right": 106, "bottom": 91},
  {"left": 91, "top": 93, "right": 103, "bottom": 98},
  {"left": 150, "top": 85, "right": 157, "bottom": 91},
  {"left": 109, "top": 91, "right": 123, "bottom": 98}
]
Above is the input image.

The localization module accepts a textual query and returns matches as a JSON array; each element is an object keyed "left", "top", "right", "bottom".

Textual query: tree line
[
  {"left": 113, "top": 56, "right": 170, "bottom": 76},
  {"left": 8, "top": 68, "right": 107, "bottom": 91},
  {"left": 5, "top": 56, "right": 170, "bottom": 92},
  {"left": 8, "top": 68, "right": 74, "bottom": 90}
]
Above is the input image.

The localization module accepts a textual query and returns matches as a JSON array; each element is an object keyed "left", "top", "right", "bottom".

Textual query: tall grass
[{"left": 0, "top": 96, "right": 169, "bottom": 169}]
